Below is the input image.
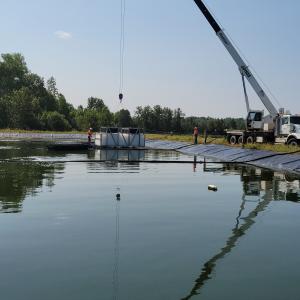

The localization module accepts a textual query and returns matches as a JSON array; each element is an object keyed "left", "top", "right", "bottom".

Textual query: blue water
[{"left": 0, "top": 141, "right": 299, "bottom": 300}]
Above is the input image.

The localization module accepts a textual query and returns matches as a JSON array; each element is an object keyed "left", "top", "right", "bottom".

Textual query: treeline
[
  {"left": 0, "top": 53, "right": 113, "bottom": 131},
  {"left": 0, "top": 53, "right": 245, "bottom": 133},
  {"left": 133, "top": 106, "right": 245, "bottom": 133}
]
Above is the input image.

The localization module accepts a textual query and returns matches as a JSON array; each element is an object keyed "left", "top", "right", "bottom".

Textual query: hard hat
[{"left": 90, "top": 128, "right": 93, "bottom": 130}]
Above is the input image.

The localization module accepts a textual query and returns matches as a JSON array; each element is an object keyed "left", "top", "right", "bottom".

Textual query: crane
[
  {"left": 193, "top": 0, "right": 300, "bottom": 146},
  {"left": 194, "top": 0, "right": 278, "bottom": 117}
]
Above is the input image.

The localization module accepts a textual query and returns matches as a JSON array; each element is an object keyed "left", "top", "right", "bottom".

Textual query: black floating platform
[
  {"left": 146, "top": 140, "right": 300, "bottom": 175},
  {"left": 47, "top": 142, "right": 94, "bottom": 151}
]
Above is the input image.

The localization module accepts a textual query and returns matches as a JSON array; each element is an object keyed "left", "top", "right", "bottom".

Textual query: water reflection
[
  {"left": 86, "top": 150, "right": 144, "bottom": 174},
  {"left": 0, "top": 142, "right": 300, "bottom": 299},
  {"left": 0, "top": 141, "right": 49, "bottom": 160},
  {"left": 92, "top": 149, "right": 181, "bottom": 162},
  {"left": 0, "top": 145, "right": 299, "bottom": 215},
  {"left": 203, "top": 161, "right": 300, "bottom": 201},
  {"left": 0, "top": 162, "right": 64, "bottom": 213},
  {"left": 94, "top": 149, "right": 145, "bottom": 161},
  {"left": 182, "top": 163, "right": 300, "bottom": 299}
]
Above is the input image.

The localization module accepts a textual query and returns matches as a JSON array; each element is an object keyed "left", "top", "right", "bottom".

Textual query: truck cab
[
  {"left": 246, "top": 111, "right": 263, "bottom": 131},
  {"left": 277, "top": 115, "right": 300, "bottom": 145},
  {"left": 280, "top": 115, "right": 300, "bottom": 135}
]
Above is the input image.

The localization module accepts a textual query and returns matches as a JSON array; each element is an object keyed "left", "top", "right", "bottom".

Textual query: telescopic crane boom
[{"left": 193, "top": 0, "right": 278, "bottom": 117}]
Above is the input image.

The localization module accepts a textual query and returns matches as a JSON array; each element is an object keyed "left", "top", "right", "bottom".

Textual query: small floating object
[
  {"left": 116, "top": 193, "right": 121, "bottom": 201},
  {"left": 208, "top": 185, "right": 218, "bottom": 192}
]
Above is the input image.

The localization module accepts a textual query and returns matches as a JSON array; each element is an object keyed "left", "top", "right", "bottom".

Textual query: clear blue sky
[{"left": 1, "top": 0, "right": 299, "bottom": 117}]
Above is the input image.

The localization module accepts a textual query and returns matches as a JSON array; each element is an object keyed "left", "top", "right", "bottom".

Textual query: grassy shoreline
[{"left": 146, "top": 133, "right": 300, "bottom": 153}]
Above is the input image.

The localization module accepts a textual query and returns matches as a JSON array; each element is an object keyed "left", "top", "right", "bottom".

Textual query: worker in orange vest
[
  {"left": 88, "top": 128, "right": 93, "bottom": 144},
  {"left": 193, "top": 126, "right": 199, "bottom": 144}
]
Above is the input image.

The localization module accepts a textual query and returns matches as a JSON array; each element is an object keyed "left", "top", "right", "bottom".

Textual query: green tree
[
  {"left": 74, "top": 109, "right": 99, "bottom": 131},
  {"left": 152, "top": 105, "right": 162, "bottom": 131},
  {"left": 0, "top": 98, "right": 8, "bottom": 128},
  {"left": 161, "top": 107, "right": 173, "bottom": 132},
  {"left": 41, "top": 111, "right": 71, "bottom": 131},
  {"left": 26, "top": 73, "right": 58, "bottom": 112},
  {"left": 57, "top": 94, "right": 74, "bottom": 118},
  {"left": 98, "top": 107, "right": 113, "bottom": 127},
  {"left": 6, "top": 87, "right": 40, "bottom": 129},
  {"left": 133, "top": 105, "right": 154, "bottom": 131},
  {"left": 114, "top": 109, "right": 132, "bottom": 127},
  {"left": 87, "top": 97, "right": 105, "bottom": 111},
  {"left": 46, "top": 76, "right": 58, "bottom": 98},
  {"left": 172, "top": 108, "right": 183, "bottom": 132},
  {"left": 0, "top": 53, "right": 28, "bottom": 97}
]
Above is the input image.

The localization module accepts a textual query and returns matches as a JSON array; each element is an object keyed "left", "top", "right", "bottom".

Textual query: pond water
[{"left": 0, "top": 141, "right": 300, "bottom": 300}]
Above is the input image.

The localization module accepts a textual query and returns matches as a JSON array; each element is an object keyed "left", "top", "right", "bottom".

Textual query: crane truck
[{"left": 194, "top": 0, "right": 300, "bottom": 146}]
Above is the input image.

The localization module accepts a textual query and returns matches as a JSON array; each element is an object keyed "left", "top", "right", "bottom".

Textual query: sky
[{"left": 1, "top": 0, "right": 300, "bottom": 117}]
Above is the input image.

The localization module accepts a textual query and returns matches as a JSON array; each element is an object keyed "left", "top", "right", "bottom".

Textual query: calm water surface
[{"left": 0, "top": 141, "right": 300, "bottom": 300}]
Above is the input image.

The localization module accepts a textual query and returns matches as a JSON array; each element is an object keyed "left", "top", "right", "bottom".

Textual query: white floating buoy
[{"left": 208, "top": 185, "right": 218, "bottom": 192}]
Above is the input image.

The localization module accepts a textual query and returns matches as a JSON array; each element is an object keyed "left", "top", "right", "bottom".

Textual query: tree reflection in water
[{"left": 0, "top": 162, "right": 63, "bottom": 213}]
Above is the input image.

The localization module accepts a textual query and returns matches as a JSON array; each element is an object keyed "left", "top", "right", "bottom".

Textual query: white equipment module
[{"left": 95, "top": 127, "right": 145, "bottom": 148}]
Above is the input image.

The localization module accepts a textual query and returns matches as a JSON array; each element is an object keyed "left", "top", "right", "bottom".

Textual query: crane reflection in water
[{"left": 181, "top": 161, "right": 300, "bottom": 300}]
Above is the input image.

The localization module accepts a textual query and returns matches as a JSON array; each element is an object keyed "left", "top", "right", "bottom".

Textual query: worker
[
  {"left": 193, "top": 126, "right": 199, "bottom": 144},
  {"left": 88, "top": 128, "right": 93, "bottom": 144}
]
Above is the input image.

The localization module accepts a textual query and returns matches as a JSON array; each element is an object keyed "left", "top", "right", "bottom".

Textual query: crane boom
[{"left": 193, "top": 0, "right": 278, "bottom": 117}]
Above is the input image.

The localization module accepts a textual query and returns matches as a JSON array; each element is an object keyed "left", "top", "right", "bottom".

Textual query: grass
[
  {"left": 146, "top": 133, "right": 300, "bottom": 154},
  {"left": 244, "top": 143, "right": 300, "bottom": 153},
  {"left": 146, "top": 133, "right": 225, "bottom": 144}
]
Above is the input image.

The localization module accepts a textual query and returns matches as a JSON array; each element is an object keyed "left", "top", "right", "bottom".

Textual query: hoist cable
[
  {"left": 112, "top": 197, "right": 120, "bottom": 300},
  {"left": 119, "top": 0, "right": 126, "bottom": 96}
]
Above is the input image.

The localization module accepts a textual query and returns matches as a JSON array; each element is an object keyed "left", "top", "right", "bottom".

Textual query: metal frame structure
[{"left": 95, "top": 127, "right": 145, "bottom": 148}]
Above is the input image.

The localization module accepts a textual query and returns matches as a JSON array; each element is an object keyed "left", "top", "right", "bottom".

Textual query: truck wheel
[
  {"left": 246, "top": 136, "right": 254, "bottom": 144},
  {"left": 229, "top": 135, "right": 237, "bottom": 145},
  {"left": 238, "top": 136, "right": 244, "bottom": 144},
  {"left": 288, "top": 139, "right": 299, "bottom": 147}
]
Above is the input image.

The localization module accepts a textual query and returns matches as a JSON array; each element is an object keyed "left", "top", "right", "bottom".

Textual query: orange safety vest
[{"left": 193, "top": 127, "right": 199, "bottom": 135}]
